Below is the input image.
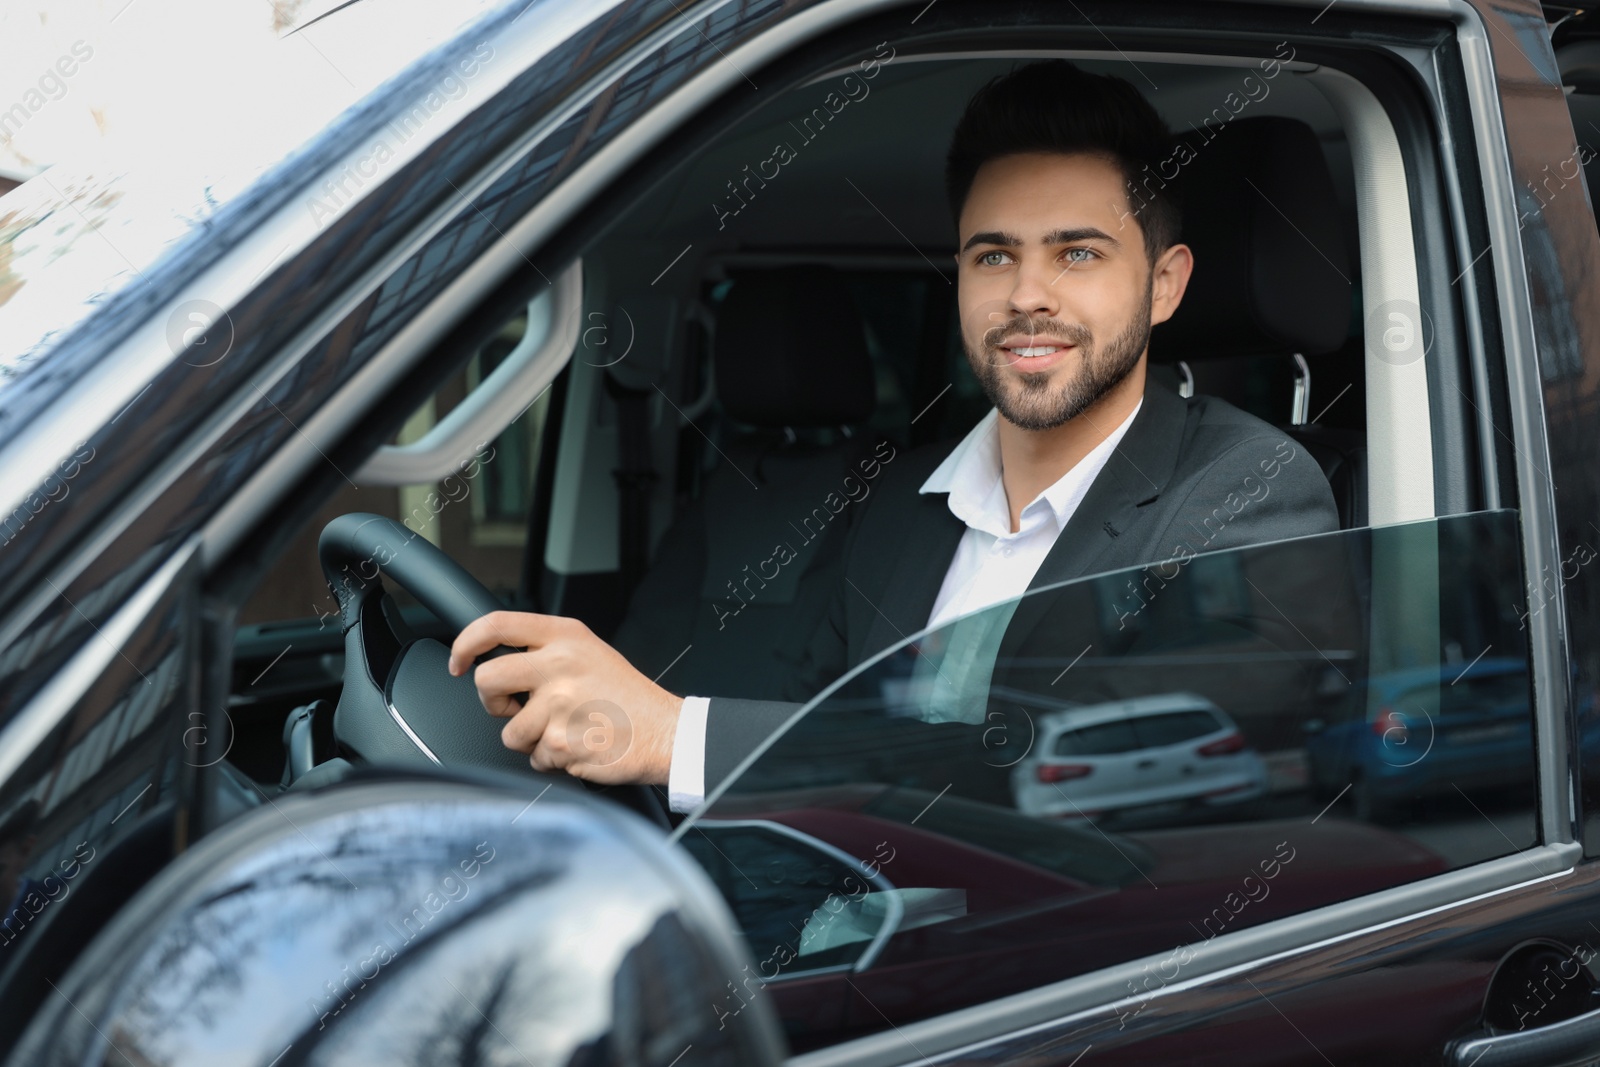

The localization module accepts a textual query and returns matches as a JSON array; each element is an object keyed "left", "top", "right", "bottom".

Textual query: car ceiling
[{"left": 613, "top": 55, "right": 1353, "bottom": 254}]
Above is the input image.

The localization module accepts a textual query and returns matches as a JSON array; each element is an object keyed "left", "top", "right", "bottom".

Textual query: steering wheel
[{"left": 316, "top": 512, "right": 669, "bottom": 828}]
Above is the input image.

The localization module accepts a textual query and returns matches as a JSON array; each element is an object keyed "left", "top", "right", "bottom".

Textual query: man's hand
[{"left": 446, "top": 611, "right": 681, "bottom": 786}]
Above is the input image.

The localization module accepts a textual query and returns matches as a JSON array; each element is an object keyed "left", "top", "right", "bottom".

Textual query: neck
[{"left": 997, "top": 360, "right": 1147, "bottom": 533}]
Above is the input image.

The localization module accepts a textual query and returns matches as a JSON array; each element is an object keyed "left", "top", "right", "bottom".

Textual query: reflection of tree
[
  {"left": 561, "top": 913, "right": 766, "bottom": 1067},
  {"left": 51, "top": 793, "right": 783, "bottom": 1066},
  {"left": 109, "top": 803, "right": 577, "bottom": 1064},
  {"left": 269, "top": 0, "right": 308, "bottom": 34},
  {"left": 292, "top": 875, "right": 773, "bottom": 1065},
  {"left": 406, "top": 958, "right": 517, "bottom": 1067}
]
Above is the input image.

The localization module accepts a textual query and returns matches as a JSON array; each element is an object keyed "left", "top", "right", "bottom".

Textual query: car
[
  {"left": 1011, "top": 693, "right": 1269, "bottom": 824},
  {"left": 2, "top": 0, "right": 1600, "bottom": 1064},
  {"left": 1304, "top": 659, "right": 1538, "bottom": 821}
]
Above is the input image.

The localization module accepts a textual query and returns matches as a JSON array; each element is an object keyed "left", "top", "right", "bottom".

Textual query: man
[{"left": 447, "top": 60, "right": 1339, "bottom": 809}]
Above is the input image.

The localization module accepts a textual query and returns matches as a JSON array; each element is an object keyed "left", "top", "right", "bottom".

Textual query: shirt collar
[{"left": 919, "top": 399, "right": 1143, "bottom": 537}]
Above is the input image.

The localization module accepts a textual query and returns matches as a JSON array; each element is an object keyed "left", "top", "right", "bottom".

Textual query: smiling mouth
[{"left": 995, "top": 342, "right": 1075, "bottom": 365}]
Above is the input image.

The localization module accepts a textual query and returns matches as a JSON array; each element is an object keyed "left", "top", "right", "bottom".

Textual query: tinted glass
[
  {"left": 679, "top": 511, "right": 1539, "bottom": 1051},
  {"left": 680, "top": 824, "right": 873, "bottom": 976},
  {"left": 1055, "top": 719, "right": 1139, "bottom": 756}
]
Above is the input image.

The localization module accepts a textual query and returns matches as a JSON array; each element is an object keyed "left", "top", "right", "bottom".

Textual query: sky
[
  {"left": 0, "top": 0, "right": 508, "bottom": 374},
  {"left": 0, "top": 0, "right": 499, "bottom": 182}
]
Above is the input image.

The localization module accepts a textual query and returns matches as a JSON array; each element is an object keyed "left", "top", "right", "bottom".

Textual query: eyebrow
[
  {"left": 960, "top": 226, "right": 1121, "bottom": 253},
  {"left": 1044, "top": 226, "right": 1120, "bottom": 247},
  {"left": 961, "top": 230, "right": 1020, "bottom": 252}
]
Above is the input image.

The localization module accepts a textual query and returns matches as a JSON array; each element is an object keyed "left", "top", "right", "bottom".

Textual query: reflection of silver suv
[{"left": 1012, "top": 693, "right": 1267, "bottom": 823}]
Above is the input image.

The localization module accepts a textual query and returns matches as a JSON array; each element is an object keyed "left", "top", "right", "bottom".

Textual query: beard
[{"left": 965, "top": 276, "right": 1153, "bottom": 432}]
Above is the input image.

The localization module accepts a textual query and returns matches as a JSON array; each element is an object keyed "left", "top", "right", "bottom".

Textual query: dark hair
[{"left": 945, "top": 60, "right": 1181, "bottom": 261}]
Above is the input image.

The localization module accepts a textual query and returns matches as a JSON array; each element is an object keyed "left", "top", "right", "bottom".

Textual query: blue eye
[
  {"left": 1064, "top": 247, "right": 1098, "bottom": 263},
  {"left": 979, "top": 251, "right": 1007, "bottom": 266}
]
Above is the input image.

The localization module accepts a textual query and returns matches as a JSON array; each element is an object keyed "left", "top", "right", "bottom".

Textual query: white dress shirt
[{"left": 666, "top": 400, "right": 1142, "bottom": 812}]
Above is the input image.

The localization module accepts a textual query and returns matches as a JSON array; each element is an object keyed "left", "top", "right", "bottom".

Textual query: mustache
[{"left": 982, "top": 317, "right": 1093, "bottom": 349}]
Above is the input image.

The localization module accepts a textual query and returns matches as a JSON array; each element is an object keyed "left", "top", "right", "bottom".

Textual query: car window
[
  {"left": 679, "top": 510, "right": 1538, "bottom": 1049},
  {"left": 1053, "top": 719, "right": 1139, "bottom": 756},
  {"left": 680, "top": 822, "right": 887, "bottom": 977},
  {"left": 1134, "top": 709, "right": 1226, "bottom": 747},
  {"left": 234, "top": 311, "right": 551, "bottom": 632}
]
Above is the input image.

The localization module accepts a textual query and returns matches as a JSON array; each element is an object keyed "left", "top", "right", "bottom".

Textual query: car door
[{"left": 680, "top": 508, "right": 1591, "bottom": 1064}]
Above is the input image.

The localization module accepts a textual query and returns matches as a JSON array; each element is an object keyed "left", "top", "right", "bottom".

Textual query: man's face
[{"left": 956, "top": 151, "right": 1183, "bottom": 431}]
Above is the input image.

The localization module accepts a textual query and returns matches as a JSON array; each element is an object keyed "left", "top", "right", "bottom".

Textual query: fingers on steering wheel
[
  {"left": 469, "top": 654, "right": 531, "bottom": 717},
  {"left": 449, "top": 611, "right": 520, "bottom": 675},
  {"left": 500, "top": 697, "right": 551, "bottom": 754}
]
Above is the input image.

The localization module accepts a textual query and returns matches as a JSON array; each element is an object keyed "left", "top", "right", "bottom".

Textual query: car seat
[
  {"left": 1151, "top": 115, "right": 1367, "bottom": 529},
  {"left": 611, "top": 265, "right": 883, "bottom": 700}
]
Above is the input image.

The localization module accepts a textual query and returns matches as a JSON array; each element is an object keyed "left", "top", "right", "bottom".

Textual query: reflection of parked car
[
  {"left": 1305, "top": 659, "right": 1533, "bottom": 821},
  {"left": 1012, "top": 693, "right": 1267, "bottom": 824}
]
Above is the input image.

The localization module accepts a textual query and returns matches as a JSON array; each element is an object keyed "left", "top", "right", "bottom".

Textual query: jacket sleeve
[
  {"left": 701, "top": 697, "right": 805, "bottom": 793},
  {"left": 700, "top": 444, "right": 892, "bottom": 794}
]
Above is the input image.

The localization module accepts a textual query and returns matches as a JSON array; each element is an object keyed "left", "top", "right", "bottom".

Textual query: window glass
[
  {"left": 235, "top": 316, "right": 550, "bottom": 631},
  {"left": 1135, "top": 709, "right": 1226, "bottom": 747},
  {"left": 226, "top": 313, "right": 553, "bottom": 785},
  {"left": 1054, "top": 719, "right": 1139, "bottom": 756},
  {"left": 680, "top": 824, "right": 880, "bottom": 977},
  {"left": 679, "top": 511, "right": 1538, "bottom": 1050}
]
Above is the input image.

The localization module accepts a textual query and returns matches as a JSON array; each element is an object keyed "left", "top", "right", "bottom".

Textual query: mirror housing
[{"left": 10, "top": 770, "right": 785, "bottom": 1067}]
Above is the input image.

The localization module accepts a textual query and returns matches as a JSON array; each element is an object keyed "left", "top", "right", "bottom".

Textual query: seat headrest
[
  {"left": 714, "top": 265, "right": 876, "bottom": 428},
  {"left": 1152, "top": 116, "right": 1352, "bottom": 362}
]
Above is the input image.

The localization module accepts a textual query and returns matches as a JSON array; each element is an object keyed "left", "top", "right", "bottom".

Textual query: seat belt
[{"left": 606, "top": 375, "right": 657, "bottom": 601}]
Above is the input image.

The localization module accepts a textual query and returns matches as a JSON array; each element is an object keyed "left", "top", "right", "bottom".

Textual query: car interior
[
  {"left": 191, "top": 37, "right": 1553, "bottom": 1045},
  {"left": 228, "top": 53, "right": 1378, "bottom": 764}
]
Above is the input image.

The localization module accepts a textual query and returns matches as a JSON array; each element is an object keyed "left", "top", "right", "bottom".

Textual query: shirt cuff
[{"left": 667, "top": 696, "right": 711, "bottom": 813}]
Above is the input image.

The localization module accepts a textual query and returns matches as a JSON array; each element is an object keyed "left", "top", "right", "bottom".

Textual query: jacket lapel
[
  {"left": 857, "top": 485, "right": 966, "bottom": 662},
  {"left": 1031, "top": 377, "right": 1188, "bottom": 588},
  {"left": 1001, "top": 377, "right": 1190, "bottom": 659}
]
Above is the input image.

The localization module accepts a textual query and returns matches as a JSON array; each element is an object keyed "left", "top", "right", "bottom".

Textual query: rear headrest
[
  {"left": 1152, "top": 116, "right": 1351, "bottom": 361},
  {"left": 714, "top": 265, "right": 877, "bottom": 428}
]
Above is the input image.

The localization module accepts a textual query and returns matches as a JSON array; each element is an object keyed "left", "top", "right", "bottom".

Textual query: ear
[{"left": 1148, "top": 243, "right": 1194, "bottom": 326}]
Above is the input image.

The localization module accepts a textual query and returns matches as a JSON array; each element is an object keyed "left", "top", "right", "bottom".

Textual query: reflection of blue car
[{"left": 1304, "top": 659, "right": 1535, "bottom": 821}]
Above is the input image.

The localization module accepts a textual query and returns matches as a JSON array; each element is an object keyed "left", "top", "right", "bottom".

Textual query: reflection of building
[{"left": 565, "top": 911, "right": 759, "bottom": 1067}]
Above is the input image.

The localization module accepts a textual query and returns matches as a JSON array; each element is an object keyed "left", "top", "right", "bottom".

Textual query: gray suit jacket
[{"left": 701, "top": 376, "right": 1340, "bottom": 792}]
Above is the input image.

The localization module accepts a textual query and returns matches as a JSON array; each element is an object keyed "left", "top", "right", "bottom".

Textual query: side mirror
[{"left": 10, "top": 771, "right": 787, "bottom": 1067}]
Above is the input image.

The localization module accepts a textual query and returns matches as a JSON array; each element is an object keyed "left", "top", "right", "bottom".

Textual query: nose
[{"left": 1006, "top": 256, "right": 1061, "bottom": 324}]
